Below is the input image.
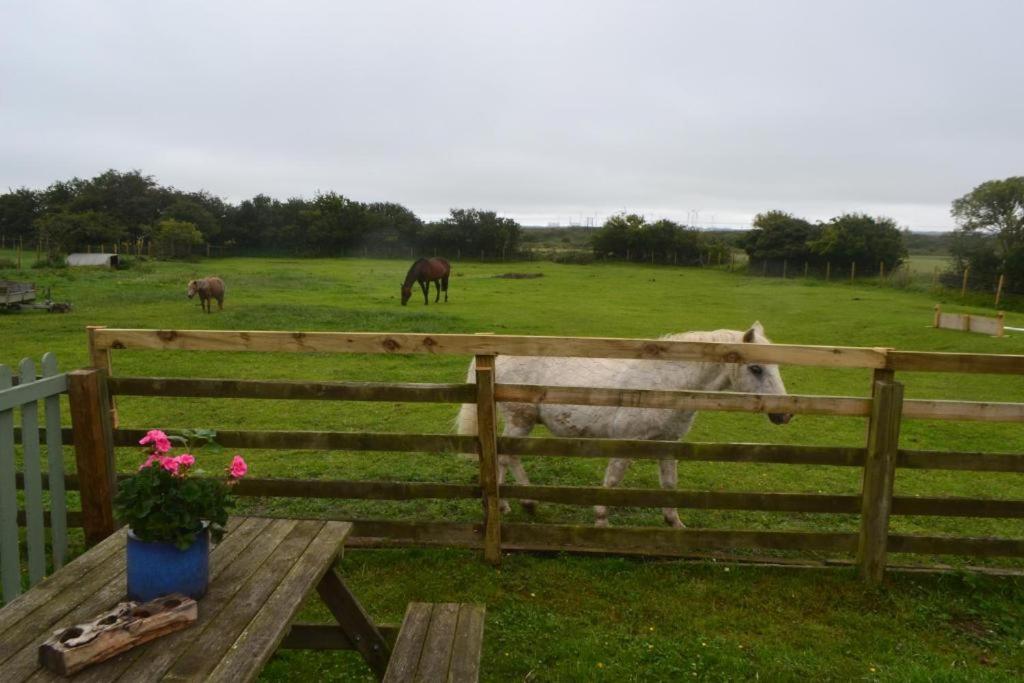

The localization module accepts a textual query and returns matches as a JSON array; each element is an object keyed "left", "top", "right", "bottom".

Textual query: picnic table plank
[
  {"left": 0, "top": 533, "right": 129, "bottom": 666},
  {"left": 207, "top": 521, "right": 353, "bottom": 682},
  {"left": 416, "top": 603, "right": 461, "bottom": 683},
  {"left": 60, "top": 516, "right": 280, "bottom": 683},
  {"left": 11, "top": 517, "right": 263, "bottom": 683},
  {"left": 0, "top": 528, "right": 124, "bottom": 639},
  {"left": 159, "top": 519, "right": 324, "bottom": 680},
  {"left": 448, "top": 604, "right": 486, "bottom": 683},
  {"left": 383, "top": 603, "right": 433, "bottom": 683}
]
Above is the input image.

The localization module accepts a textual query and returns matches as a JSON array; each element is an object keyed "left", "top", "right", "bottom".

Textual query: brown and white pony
[{"left": 186, "top": 277, "right": 225, "bottom": 313}]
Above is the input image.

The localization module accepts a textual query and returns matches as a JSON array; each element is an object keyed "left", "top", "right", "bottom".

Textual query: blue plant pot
[{"left": 126, "top": 526, "right": 210, "bottom": 602}]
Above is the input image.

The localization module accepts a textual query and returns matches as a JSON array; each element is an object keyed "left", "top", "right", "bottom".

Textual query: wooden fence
[
  {"left": 13, "top": 327, "right": 1024, "bottom": 585},
  {"left": 0, "top": 354, "right": 68, "bottom": 603}
]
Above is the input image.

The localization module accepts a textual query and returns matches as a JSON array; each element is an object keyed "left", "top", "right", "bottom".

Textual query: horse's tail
[
  {"left": 455, "top": 358, "right": 477, "bottom": 434},
  {"left": 455, "top": 403, "right": 477, "bottom": 436},
  {"left": 455, "top": 359, "right": 478, "bottom": 459}
]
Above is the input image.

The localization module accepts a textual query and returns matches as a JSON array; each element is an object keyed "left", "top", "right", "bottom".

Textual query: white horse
[{"left": 456, "top": 322, "right": 793, "bottom": 527}]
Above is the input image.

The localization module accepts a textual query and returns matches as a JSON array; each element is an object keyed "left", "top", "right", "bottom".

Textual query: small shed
[{"left": 66, "top": 253, "right": 119, "bottom": 269}]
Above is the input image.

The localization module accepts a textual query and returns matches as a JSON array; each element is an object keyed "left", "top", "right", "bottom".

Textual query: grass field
[{"left": 3, "top": 254, "right": 1024, "bottom": 680}]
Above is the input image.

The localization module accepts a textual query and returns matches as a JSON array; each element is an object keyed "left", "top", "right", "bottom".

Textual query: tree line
[
  {"left": 738, "top": 177, "right": 1024, "bottom": 293},
  {"left": 589, "top": 213, "right": 731, "bottom": 264},
  {"left": 739, "top": 211, "right": 907, "bottom": 274},
  {"left": 0, "top": 169, "right": 522, "bottom": 259}
]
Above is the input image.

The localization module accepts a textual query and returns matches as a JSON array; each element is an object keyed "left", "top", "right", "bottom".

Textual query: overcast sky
[{"left": 2, "top": 1, "right": 1022, "bottom": 229}]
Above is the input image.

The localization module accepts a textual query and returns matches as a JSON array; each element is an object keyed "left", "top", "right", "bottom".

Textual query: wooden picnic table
[{"left": 0, "top": 516, "right": 391, "bottom": 681}]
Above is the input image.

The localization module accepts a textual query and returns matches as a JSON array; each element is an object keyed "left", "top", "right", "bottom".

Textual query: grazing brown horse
[
  {"left": 187, "top": 276, "right": 225, "bottom": 313},
  {"left": 401, "top": 258, "right": 450, "bottom": 305}
]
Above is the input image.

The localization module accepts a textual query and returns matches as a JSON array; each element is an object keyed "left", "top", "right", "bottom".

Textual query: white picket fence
[{"left": 0, "top": 354, "right": 68, "bottom": 603}]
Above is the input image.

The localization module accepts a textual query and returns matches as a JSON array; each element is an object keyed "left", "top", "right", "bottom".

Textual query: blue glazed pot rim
[{"left": 127, "top": 521, "right": 210, "bottom": 543}]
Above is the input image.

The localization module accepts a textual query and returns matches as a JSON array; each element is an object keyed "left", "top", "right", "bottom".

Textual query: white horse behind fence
[{"left": 456, "top": 322, "right": 793, "bottom": 527}]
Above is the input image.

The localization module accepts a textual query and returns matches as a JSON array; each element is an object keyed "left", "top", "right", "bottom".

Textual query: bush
[
  {"left": 552, "top": 251, "right": 594, "bottom": 265},
  {"left": 0, "top": 258, "right": 16, "bottom": 269}
]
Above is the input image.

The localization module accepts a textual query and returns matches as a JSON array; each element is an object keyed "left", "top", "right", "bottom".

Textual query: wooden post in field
[
  {"left": 933, "top": 304, "right": 941, "bottom": 328},
  {"left": 474, "top": 354, "right": 502, "bottom": 566},
  {"left": 850, "top": 261, "right": 855, "bottom": 282},
  {"left": 995, "top": 274, "right": 1005, "bottom": 307},
  {"left": 206, "top": 243, "right": 211, "bottom": 258},
  {"left": 826, "top": 262, "right": 831, "bottom": 281},
  {"left": 87, "top": 326, "right": 118, "bottom": 427},
  {"left": 857, "top": 373, "right": 903, "bottom": 584},
  {"left": 68, "top": 369, "right": 117, "bottom": 546},
  {"left": 17, "top": 238, "right": 22, "bottom": 269},
  {"left": 961, "top": 267, "right": 970, "bottom": 297},
  {"left": 804, "top": 261, "right": 809, "bottom": 278},
  {"left": 879, "top": 261, "right": 885, "bottom": 281}
]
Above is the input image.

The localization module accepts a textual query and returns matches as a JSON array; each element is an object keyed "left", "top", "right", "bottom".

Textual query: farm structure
[
  {"left": 933, "top": 304, "right": 1005, "bottom": 336},
  {"left": 0, "top": 281, "right": 71, "bottom": 313},
  {"left": 9, "top": 326, "right": 1024, "bottom": 590},
  {"left": 66, "top": 253, "right": 118, "bottom": 269}
]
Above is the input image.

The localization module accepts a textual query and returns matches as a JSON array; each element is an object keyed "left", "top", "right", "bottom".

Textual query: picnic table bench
[
  {"left": 383, "top": 602, "right": 486, "bottom": 682},
  {"left": 0, "top": 517, "right": 398, "bottom": 681}
]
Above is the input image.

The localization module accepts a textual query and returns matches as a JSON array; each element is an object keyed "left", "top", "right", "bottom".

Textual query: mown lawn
[{"left": 2, "top": 255, "right": 1023, "bottom": 680}]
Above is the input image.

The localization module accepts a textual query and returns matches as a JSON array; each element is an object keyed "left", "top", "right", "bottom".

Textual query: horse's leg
[
  {"left": 594, "top": 458, "right": 632, "bottom": 527},
  {"left": 434, "top": 279, "right": 441, "bottom": 302},
  {"left": 504, "top": 457, "right": 537, "bottom": 514},
  {"left": 420, "top": 280, "right": 429, "bottom": 305},
  {"left": 496, "top": 455, "right": 512, "bottom": 514},
  {"left": 658, "top": 459, "right": 685, "bottom": 528},
  {"left": 501, "top": 404, "right": 539, "bottom": 514},
  {"left": 442, "top": 275, "right": 449, "bottom": 302}
]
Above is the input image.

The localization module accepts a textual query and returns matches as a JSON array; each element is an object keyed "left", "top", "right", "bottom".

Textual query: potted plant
[{"left": 114, "top": 429, "right": 247, "bottom": 601}]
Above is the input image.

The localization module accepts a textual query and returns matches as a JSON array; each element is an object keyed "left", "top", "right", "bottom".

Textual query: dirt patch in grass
[{"left": 494, "top": 272, "right": 544, "bottom": 279}]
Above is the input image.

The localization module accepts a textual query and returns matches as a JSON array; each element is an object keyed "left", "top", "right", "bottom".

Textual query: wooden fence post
[
  {"left": 826, "top": 262, "right": 831, "bottom": 281},
  {"left": 857, "top": 373, "right": 903, "bottom": 584},
  {"left": 850, "top": 261, "right": 856, "bottom": 282},
  {"left": 933, "top": 304, "right": 941, "bottom": 328},
  {"left": 68, "top": 369, "right": 117, "bottom": 546},
  {"left": 961, "top": 267, "right": 970, "bottom": 298},
  {"left": 87, "top": 326, "right": 118, "bottom": 427},
  {"left": 474, "top": 354, "right": 502, "bottom": 566},
  {"left": 995, "top": 274, "right": 1005, "bottom": 307}
]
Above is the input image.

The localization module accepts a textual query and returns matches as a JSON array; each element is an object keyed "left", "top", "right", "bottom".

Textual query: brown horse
[
  {"left": 187, "top": 276, "right": 225, "bottom": 313},
  {"left": 401, "top": 258, "right": 450, "bottom": 305}
]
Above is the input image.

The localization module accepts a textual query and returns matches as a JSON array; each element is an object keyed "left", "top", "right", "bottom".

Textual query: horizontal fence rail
[
  {"left": 67, "top": 327, "right": 1024, "bottom": 582},
  {"left": 104, "top": 376, "right": 1024, "bottom": 423},
  {"left": 92, "top": 328, "right": 891, "bottom": 368},
  {"left": 90, "top": 327, "right": 1024, "bottom": 374}
]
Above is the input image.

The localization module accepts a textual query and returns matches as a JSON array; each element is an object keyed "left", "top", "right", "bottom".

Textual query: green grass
[{"left": 3, "top": 255, "right": 1024, "bottom": 680}]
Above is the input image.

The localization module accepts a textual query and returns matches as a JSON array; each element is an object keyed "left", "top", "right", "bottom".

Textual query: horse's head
[
  {"left": 728, "top": 322, "right": 792, "bottom": 425},
  {"left": 186, "top": 280, "right": 198, "bottom": 298},
  {"left": 400, "top": 284, "right": 412, "bottom": 306}
]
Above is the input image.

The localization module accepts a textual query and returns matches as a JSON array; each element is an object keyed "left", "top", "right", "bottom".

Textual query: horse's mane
[{"left": 403, "top": 258, "right": 429, "bottom": 287}]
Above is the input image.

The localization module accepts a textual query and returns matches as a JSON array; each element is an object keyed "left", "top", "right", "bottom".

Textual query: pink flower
[
  {"left": 139, "top": 454, "right": 158, "bottom": 470},
  {"left": 139, "top": 429, "right": 171, "bottom": 454},
  {"left": 228, "top": 455, "right": 247, "bottom": 479},
  {"left": 177, "top": 454, "right": 196, "bottom": 468},
  {"left": 159, "top": 456, "right": 180, "bottom": 474}
]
